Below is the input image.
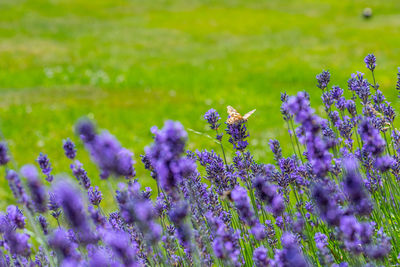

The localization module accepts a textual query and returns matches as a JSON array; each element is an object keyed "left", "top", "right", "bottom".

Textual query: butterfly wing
[
  {"left": 227, "top": 106, "right": 243, "bottom": 124},
  {"left": 243, "top": 109, "right": 256, "bottom": 120},
  {"left": 227, "top": 106, "right": 239, "bottom": 116}
]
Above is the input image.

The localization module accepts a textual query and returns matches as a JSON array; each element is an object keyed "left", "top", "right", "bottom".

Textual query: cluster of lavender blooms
[{"left": 1, "top": 55, "right": 400, "bottom": 266}]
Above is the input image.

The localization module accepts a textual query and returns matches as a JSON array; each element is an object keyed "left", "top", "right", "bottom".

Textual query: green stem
[{"left": 216, "top": 128, "right": 228, "bottom": 168}]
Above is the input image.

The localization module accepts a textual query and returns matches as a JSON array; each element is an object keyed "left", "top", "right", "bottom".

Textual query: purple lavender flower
[
  {"left": 140, "top": 153, "right": 157, "bottom": 180},
  {"left": 269, "top": 139, "right": 282, "bottom": 162},
  {"left": 117, "top": 182, "right": 162, "bottom": 245},
  {"left": 312, "top": 182, "right": 342, "bottom": 226},
  {"left": 206, "top": 212, "right": 241, "bottom": 266},
  {"left": 365, "top": 228, "right": 391, "bottom": 259},
  {"left": 305, "top": 202, "right": 313, "bottom": 214},
  {"left": 274, "top": 232, "right": 308, "bottom": 267},
  {"left": 396, "top": 67, "right": 400, "bottom": 98},
  {"left": 226, "top": 122, "right": 249, "bottom": 151},
  {"left": 88, "top": 248, "right": 112, "bottom": 267},
  {"left": 287, "top": 92, "right": 332, "bottom": 178},
  {"left": 382, "top": 101, "right": 396, "bottom": 123},
  {"left": 253, "top": 176, "right": 285, "bottom": 216},
  {"left": 373, "top": 90, "right": 385, "bottom": 106},
  {"left": 88, "top": 186, "right": 102, "bottom": 206},
  {"left": 6, "top": 205, "right": 25, "bottom": 229},
  {"left": 204, "top": 108, "right": 221, "bottom": 130},
  {"left": 169, "top": 201, "right": 192, "bottom": 249},
  {"left": 104, "top": 229, "right": 137, "bottom": 266},
  {"left": 35, "top": 246, "right": 49, "bottom": 267},
  {"left": 331, "top": 86, "right": 343, "bottom": 100},
  {"left": 314, "top": 232, "right": 328, "bottom": 250},
  {"left": 53, "top": 180, "right": 94, "bottom": 243},
  {"left": 67, "top": 229, "right": 77, "bottom": 244},
  {"left": 38, "top": 215, "right": 48, "bottom": 235},
  {"left": 292, "top": 212, "right": 304, "bottom": 233},
  {"left": 4, "top": 229, "right": 31, "bottom": 257},
  {"left": 275, "top": 216, "right": 284, "bottom": 229},
  {"left": 322, "top": 91, "right": 334, "bottom": 111},
  {"left": 231, "top": 186, "right": 256, "bottom": 227},
  {"left": 314, "top": 232, "right": 334, "bottom": 265},
  {"left": 88, "top": 205, "right": 107, "bottom": 228},
  {"left": 346, "top": 100, "right": 357, "bottom": 117},
  {"left": 109, "top": 212, "right": 124, "bottom": 230},
  {"left": 316, "top": 70, "right": 330, "bottom": 90},
  {"left": 196, "top": 149, "right": 233, "bottom": 194},
  {"left": 6, "top": 170, "right": 30, "bottom": 205},
  {"left": 281, "top": 92, "right": 289, "bottom": 102},
  {"left": 348, "top": 72, "right": 371, "bottom": 104},
  {"left": 358, "top": 119, "right": 385, "bottom": 156},
  {"left": 88, "top": 132, "right": 135, "bottom": 179},
  {"left": 48, "top": 192, "right": 61, "bottom": 220},
  {"left": 115, "top": 148, "right": 136, "bottom": 179},
  {"left": 0, "top": 252, "right": 6, "bottom": 266},
  {"left": 36, "top": 153, "right": 53, "bottom": 182},
  {"left": 281, "top": 92, "right": 293, "bottom": 122},
  {"left": 147, "top": 121, "right": 195, "bottom": 193},
  {"left": 375, "top": 155, "right": 395, "bottom": 172},
  {"left": 370, "top": 115, "right": 385, "bottom": 131},
  {"left": 142, "top": 186, "right": 152, "bottom": 199},
  {"left": 141, "top": 153, "right": 152, "bottom": 170},
  {"left": 339, "top": 216, "right": 369, "bottom": 253},
  {"left": 364, "top": 54, "right": 376, "bottom": 71},
  {"left": 337, "top": 117, "right": 354, "bottom": 150},
  {"left": 70, "top": 160, "right": 91, "bottom": 189},
  {"left": 76, "top": 119, "right": 136, "bottom": 179},
  {"left": 60, "top": 258, "right": 81, "bottom": 267},
  {"left": 0, "top": 142, "right": 10, "bottom": 165},
  {"left": 253, "top": 246, "right": 270, "bottom": 267},
  {"left": 48, "top": 228, "right": 79, "bottom": 260},
  {"left": 251, "top": 223, "right": 267, "bottom": 241},
  {"left": 21, "top": 165, "right": 47, "bottom": 213},
  {"left": 76, "top": 118, "right": 96, "bottom": 143},
  {"left": 63, "top": 138, "right": 76, "bottom": 159},
  {"left": 233, "top": 151, "right": 254, "bottom": 182},
  {"left": 336, "top": 97, "right": 347, "bottom": 111}
]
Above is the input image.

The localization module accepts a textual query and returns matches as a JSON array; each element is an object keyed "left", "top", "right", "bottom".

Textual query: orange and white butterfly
[{"left": 226, "top": 106, "right": 256, "bottom": 125}]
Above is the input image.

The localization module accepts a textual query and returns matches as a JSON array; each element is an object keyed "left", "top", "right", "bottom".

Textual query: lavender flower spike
[
  {"left": 105, "top": 230, "right": 137, "bottom": 266},
  {"left": 48, "top": 192, "right": 61, "bottom": 220},
  {"left": 38, "top": 215, "right": 49, "bottom": 235},
  {"left": 36, "top": 153, "right": 54, "bottom": 182},
  {"left": 63, "top": 138, "right": 77, "bottom": 159},
  {"left": 343, "top": 159, "right": 372, "bottom": 216},
  {"left": 231, "top": 186, "right": 256, "bottom": 226},
  {"left": 204, "top": 108, "right": 221, "bottom": 130},
  {"left": 253, "top": 246, "right": 270, "bottom": 267},
  {"left": 77, "top": 122, "right": 136, "bottom": 179},
  {"left": 0, "top": 142, "right": 10, "bottom": 165},
  {"left": 225, "top": 122, "right": 249, "bottom": 151},
  {"left": 88, "top": 186, "right": 102, "bottom": 206},
  {"left": 396, "top": 67, "right": 400, "bottom": 98},
  {"left": 147, "top": 120, "right": 195, "bottom": 193},
  {"left": 364, "top": 54, "right": 376, "bottom": 71},
  {"left": 21, "top": 164, "right": 47, "bottom": 213},
  {"left": 53, "top": 180, "right": 94, "bottom": 244},
  {"left": 76, "top": 118, "right": 96, "bottom": 143},
  {"left": 316, "top": 70, "right": 330, "bottom": 90},
  {"left": 6, "top": 205, "right": 25, "bottom": 229}
]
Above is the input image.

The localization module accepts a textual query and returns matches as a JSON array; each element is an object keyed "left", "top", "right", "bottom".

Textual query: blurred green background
[{"left": 1, "top": 0, "right": 400, "bottom": 208}]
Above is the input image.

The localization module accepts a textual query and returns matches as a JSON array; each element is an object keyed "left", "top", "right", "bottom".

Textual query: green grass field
[{"left": 1, "top": 0, "right": 400, "bottom": 207}]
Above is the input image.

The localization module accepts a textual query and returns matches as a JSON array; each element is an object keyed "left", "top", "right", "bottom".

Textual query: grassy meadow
[{"left": 0, "top": 0, "right": 400, "bottom": 208}]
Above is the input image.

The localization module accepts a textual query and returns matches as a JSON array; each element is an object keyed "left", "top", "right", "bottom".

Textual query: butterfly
[{"left": 226, "top": 106, "right": 256, "bottom": 125}]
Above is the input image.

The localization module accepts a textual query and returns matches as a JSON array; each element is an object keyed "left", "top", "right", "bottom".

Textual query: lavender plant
[{"left": 0, "top": 55, "right": 400, "bottom": 266}]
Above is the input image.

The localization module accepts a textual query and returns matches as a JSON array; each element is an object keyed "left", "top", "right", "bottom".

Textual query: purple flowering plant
[{"left": 0, "top": 54, "right": 399, "bottom": 266}]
